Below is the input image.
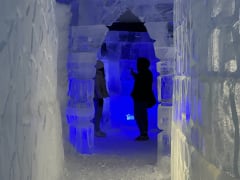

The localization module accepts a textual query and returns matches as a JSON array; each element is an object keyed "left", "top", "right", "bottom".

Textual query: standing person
[
  {"left": 93, "top": 60, "right": 109, "bottom": 137},
  {"left": 130, "top": 57, "right": 156, "bottom": 141}
]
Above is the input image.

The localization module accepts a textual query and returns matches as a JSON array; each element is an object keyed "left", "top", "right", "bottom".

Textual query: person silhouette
[
  {"left": 93, "top": 60, "right": 109, "bottom": 137},
  {"left": 130, "top": 57, "right": 156, "bottom": 141}
]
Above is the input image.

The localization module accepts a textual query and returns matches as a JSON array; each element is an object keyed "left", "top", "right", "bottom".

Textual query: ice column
[
  {"left": 66, "top": 25, "right": 107, "bottom": 154},
  {"left": 146, "top": 22, "right": 174, "bottom": 157},
  {"left": 0, "top": 1, "right": 64, "bottom": 179}
]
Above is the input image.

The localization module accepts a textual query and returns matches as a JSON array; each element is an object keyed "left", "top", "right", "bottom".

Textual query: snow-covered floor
[{"left": 62, "top": 125, "right": 170, "bottom": 180}]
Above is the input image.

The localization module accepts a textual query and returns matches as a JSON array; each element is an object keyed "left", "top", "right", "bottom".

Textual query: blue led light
[{"left": 126, "top": 114, "right": 135, "bottom": 121}]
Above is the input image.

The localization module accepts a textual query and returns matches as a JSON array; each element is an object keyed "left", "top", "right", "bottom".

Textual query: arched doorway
[{"left": 56, "top": 1, "right": 174, "bottom": 179}]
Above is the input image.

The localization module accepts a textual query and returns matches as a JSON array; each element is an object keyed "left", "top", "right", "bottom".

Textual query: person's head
[{"left": 137, "top": 57, "right": 150, "bottom": 72}]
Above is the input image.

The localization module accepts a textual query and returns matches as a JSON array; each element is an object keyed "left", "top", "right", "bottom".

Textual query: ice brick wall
[
  {"left": 172, "top": 0, "right": 240, "bottom": 179},
  {"left": 0, "top": 1, "right": 64, "bottom": 180}
]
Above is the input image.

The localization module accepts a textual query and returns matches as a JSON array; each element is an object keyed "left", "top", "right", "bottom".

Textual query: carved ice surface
[
  {"left": 68, "top": 121, "right": 94, "bottom": 154},
  {"left": 4, "top": 0, "right": 240, "bottom": 179},
  {"left": 157, "top": 58, "right": 173, "bottom": 106},
  {"left": 173, "top": 0, "right": 240, "bottom": 179}
]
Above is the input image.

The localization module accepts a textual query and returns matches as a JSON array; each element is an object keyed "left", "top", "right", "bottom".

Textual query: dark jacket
[
  {"left": 94, "top": 61, "right": 109, "bottom": 99},
  {"left": 131, "top": 69, "right": 153, "bottom": 102}
]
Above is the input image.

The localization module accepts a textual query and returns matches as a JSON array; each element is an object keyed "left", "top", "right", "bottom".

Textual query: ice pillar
[
  {"left": 0, "top": 1, "right": 64, "bottom": 179},
  {"left": 146, "top": 22, "right": 174, "bottom": 159},
  {"left": 66, "top": 25, "right": 107, "bottom": 154}
]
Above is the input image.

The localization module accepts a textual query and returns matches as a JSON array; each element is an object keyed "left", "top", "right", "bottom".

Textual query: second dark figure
[{"left": 131, "top": 57, "right": 156, "bottom": 141}]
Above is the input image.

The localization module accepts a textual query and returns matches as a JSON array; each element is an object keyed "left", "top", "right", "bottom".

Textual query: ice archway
[
  {"left": 60, "top": 0, "right": 174, "bottom": 156},
  {"left": 0, "top": 0, "right": 240, "bottom": 180}
]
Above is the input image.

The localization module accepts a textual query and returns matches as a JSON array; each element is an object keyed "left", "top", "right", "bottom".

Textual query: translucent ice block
[
  {"left": 67, "top": 79, "right": 94, "bottom": 104},
  {"left": 66, "top": 106, "right": 94, "bottom": 126},
  {"left": 70, "top": 25, "right": 107, "bottom": 50},
  {"left": 156, "top": 60, "right": 174, "bottom": 75},
  {"left": 157, "top": 75, "right": 173, "bottom": 106},
  {"left": 67, "top": 52, "right": 96, "bottom": 79},
  {"left": 66, "top": 101, "right": 95, "bottom": 154},
  {"left": 158, "top": 105, "right": 172, "bottom": 132},
  {"left": 158, "top": 131, "right": 171, "bottom": 156},
  {"left": 68, "top": 122, "right": 94, "bottom": 154},
  {"left": 75, "top": 121, "right": 94, "bottom": 154}
]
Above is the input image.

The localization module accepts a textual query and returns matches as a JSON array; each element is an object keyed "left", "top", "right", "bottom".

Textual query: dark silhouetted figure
[
  {"left": 131, "top": 57, "right": 156, "bottom": 141},
  {"left": 93, "top": 60, "right": 109, "bottom": 137}
]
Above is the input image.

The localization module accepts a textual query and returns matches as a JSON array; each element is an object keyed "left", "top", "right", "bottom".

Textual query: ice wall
[
  {"left": 172, "top": 0, "right": 240, "bottom": 179},
  {"left": 0, "top": 0, "right": 64, "bottom": 180},
  {"left": 55, "top": 3, "right": 71, "bottom": 152}
]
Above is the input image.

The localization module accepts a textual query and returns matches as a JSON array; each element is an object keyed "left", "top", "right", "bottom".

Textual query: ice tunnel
[{"left": 0, "top": 0, "right": 239, "bottom": 180}]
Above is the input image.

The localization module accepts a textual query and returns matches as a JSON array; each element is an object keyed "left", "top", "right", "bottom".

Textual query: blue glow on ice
[
  {"left": 160, "top": 75, "right": 173, "bottom": 106},
  {"left": 60, "top": 6, "right": 173, "bottom": 154},
  {"left": 186, "top": 99, "right": 191, "bottom": 122}
]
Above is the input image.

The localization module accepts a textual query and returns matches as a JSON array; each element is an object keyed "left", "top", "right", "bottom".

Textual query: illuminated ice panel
[{"left": 157, "top": 75, "right": 173, "bottom": 106}]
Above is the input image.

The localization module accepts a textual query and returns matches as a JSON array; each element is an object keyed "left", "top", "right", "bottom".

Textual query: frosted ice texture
[
  {"left": 70, "top": 25, "right": 108, "bottom": 52},
  {"left": 0, "top": 0, "right": 175, "bottom": 179},
  {"left": 68, "top": 121, "right": 94, "bottom": 154},
  {"left": 172, "top": 0, "right": 240, "bottom": 179},
  {"left": 0, "top": 1, "right": 66, "bottom": 180},
  {"left": 67, "top": 53, "right": 96, "bottom": 79},
  {"left": 157, "top": 61, "right": 173, "bottom": 106},
  {"left": 146, "top": 23, "right": 174, "bottom": 107},
  {"left": 158, "top": 106, "right": 172, "bottom": 156},
  {"left": 66, "top": 15, "right": 107, "bottom": 154},
  {"left": 155, "top": 51, "right": 174, "bottom": 130},
  {"left": 145, "top": 22, "right": 174, "bottom": 49}
]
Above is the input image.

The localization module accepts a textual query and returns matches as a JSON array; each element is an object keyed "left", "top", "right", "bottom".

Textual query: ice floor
[{"left": 62, "top": 125, "right": 170, "bottom": 180}]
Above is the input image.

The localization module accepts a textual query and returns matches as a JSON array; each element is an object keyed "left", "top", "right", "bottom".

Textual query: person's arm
[{"left": 130, "top": 68, "right": 137, "bottom": 79}]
